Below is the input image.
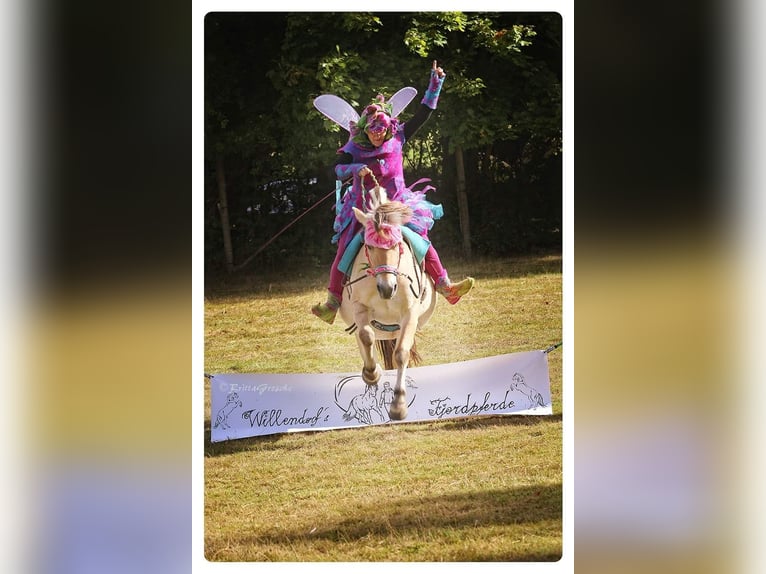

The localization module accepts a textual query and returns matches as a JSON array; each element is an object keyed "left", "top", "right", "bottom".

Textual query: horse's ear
[{"left": 352, "top": 207, "right": 369, "bottom": 225}]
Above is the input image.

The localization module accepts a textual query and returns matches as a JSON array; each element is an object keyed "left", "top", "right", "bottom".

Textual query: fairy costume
[
  {"left": 312, "top": 64, "right": 474, "bottom": 324},
  {"left": 332, "top": 112, "right": 442, "bottom": 246}
]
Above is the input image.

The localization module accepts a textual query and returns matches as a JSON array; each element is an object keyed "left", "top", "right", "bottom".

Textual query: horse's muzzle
[{"left": 377, "top": 278, "right": 397, "bottom": 299}]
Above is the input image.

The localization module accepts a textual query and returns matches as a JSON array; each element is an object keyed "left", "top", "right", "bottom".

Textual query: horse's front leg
[
  {"left": 388, "top": 313, "right": 418, "bottom": 420},
  {"left": 353, "top": 304, "right": 382, "bottom": 384}
]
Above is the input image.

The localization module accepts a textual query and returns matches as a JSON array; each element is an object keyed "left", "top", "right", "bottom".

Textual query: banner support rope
[{"left": 543, "top": 342, "right": 562, "bottom": 354}]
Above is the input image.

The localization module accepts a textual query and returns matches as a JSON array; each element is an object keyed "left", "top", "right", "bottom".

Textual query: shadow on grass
[
  {"left": 204, "top": 253, "right": 561, "bottom": 302},
  {"left": 210, "top": 482, "right": 562, "bottom": 562},
  {"left": 448, "top": 253, "right": 562, "bottom": 281},
  {"left": 432, "top": 413, "right": 563, "bottom": 431},
  {"left": 204, "top": 414, "right": 561, "bottom": 458}
]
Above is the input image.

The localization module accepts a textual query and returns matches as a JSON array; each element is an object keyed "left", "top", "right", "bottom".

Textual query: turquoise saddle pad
[{"left": 338, "top": 226, "right": 430, "bottom": 276}]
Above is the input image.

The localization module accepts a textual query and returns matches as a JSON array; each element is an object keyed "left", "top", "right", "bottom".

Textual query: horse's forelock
[
  {"left": 364, "top": 218, "right": 402, "bottom": 249},
  {"left": 360, "top": 201, "right": 413, "bottom": 249}
]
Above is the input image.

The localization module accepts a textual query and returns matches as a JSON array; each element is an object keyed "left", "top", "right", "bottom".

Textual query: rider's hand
[
  {"left": 358, "top": 166, "right": 371, "bottom": 178},
  {"left": 432, "top": 60, "right": 445, "bottom": 78}
]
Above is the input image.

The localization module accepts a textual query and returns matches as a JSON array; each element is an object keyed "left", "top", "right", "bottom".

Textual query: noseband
[{"left": 364, "top": 243, "right": 404, "bottom": 278}]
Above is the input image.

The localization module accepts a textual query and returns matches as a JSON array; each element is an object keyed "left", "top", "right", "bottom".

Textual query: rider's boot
[
  {"left": 435, "top": 276, "right": 475, "bottom": 305},
  {"left": 311, "top": 292, "right": 341, "bottom": 324},
  {"left": 423, "top": 245, "right": 475, "bottom": 305}
]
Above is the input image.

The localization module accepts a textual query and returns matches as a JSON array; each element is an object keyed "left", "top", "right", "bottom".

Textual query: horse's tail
[
  {"left": 376, "top": 339, "right": 422, "bottom": 370},
  {"left": 376, "top": 340, "right": 395, "bottom": 370},
  {"left": 410, "top": 340, "right": 423, "bottom": 366}
]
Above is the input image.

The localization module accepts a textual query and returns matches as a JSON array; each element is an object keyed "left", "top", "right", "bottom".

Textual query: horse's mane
[{"left": 369, "top": 199, "right": 413, "bottom": 229}]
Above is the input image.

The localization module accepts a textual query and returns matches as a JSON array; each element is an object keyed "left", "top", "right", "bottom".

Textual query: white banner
[{"left": 209, "top": 350, "right": 553, "bottom": 442}]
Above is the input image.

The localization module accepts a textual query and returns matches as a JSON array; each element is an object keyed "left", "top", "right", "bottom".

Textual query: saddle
[{"left": 338, "top": 226, "right": 431, "bottom": 276}]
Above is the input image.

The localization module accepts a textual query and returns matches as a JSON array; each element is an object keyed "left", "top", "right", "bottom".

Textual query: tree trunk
[
  {"left": 454, "top": 145, "right": 472, "bottom": 258},
  {"left": 216, "top": 153, "right": 235, "bottom": 273}
]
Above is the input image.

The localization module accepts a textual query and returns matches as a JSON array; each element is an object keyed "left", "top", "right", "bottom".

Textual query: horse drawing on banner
[
  {"left": 511, "top": 372, "right": 546, "bottom": 410},
  {"left": 214, "top": 391, "right": 243, "bottom": 430},
  {"left": 338, "top": 189, "right": 437, "bottom": 420},
  {"left": 342, "top": 383, "right": 386, "bottom": 425}
]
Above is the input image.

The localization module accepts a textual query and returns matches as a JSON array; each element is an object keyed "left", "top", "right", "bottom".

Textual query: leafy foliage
[{"left": 205, "top": 12, "right": 562, "bottom": 275}]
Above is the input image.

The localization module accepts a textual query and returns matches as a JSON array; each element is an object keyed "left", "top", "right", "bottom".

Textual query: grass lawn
[{"left": 204, "top": 254, "right": 563, "bottom": 562}]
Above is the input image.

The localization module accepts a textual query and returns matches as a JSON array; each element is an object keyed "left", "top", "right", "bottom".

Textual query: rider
[{"left": 312, "top": 61, "right": 475, "bottom": 324}]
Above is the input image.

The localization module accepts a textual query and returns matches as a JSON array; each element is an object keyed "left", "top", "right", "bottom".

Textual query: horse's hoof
[
  {"left": 362, "top": 364, "right": 382, "bottom": 384},
  {"left": 389, "top": 393, "right": 407, "bottom": 420},
  {"left": 388, "top": 403, "right": 407, "bottom": 421}
]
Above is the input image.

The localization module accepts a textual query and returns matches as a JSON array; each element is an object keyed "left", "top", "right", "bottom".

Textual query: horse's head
[{"left": 353, "top": 193, "right": 413, "bottom": 300}]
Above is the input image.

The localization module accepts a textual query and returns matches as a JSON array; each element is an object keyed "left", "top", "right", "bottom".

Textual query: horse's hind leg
[
  {"left": 388, "top": 315, "right": 417, "bottom": 420},
  {"left": 354, "top": 306, "right": 382, "bottom": 384}
]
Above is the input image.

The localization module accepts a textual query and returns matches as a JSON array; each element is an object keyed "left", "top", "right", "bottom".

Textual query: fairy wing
[
  {"left": 313, "top": 94, "right": 359, "bottom": 132},
  {"left": 389, "top": 87, "right": 417, "bottom": 117}
]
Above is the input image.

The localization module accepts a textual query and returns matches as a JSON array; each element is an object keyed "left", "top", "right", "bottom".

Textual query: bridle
[
  {"left": 346, "top": 237, "right": 425, "bottom": 301},
  {"left": 344, "top": 172, "right": 426, "bottom": 300},
  {"left": 364, "top": 242, "right": 404, "bottom": 279}
]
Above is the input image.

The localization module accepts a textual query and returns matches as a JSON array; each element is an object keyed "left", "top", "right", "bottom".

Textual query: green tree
[{"left": 204, "top": 12, "right": 562, "bottom": 275}]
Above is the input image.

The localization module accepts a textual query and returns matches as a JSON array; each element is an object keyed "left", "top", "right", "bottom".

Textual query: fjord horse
[{"left": 338, "top": 192, "right": 437, "bottom": 420}]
